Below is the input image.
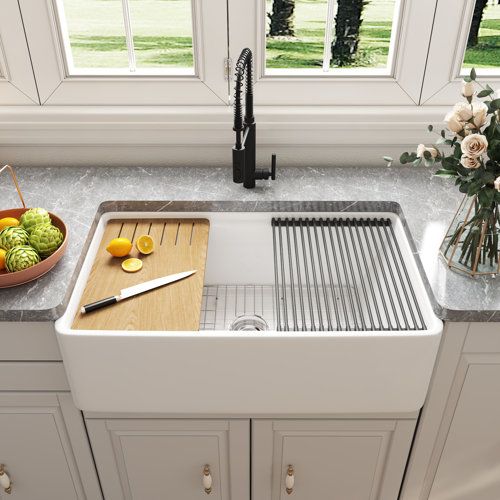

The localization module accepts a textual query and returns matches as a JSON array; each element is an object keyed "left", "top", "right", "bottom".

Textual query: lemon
[
  {"left": 106, "top": 237, "right": 132, "bottom": 257},
  {"left": 0, "top": 217, "right": 20, "bottom": 231},
  {"left": 0, "top": 248, "right": 6, "bottom": 271},
  {"left": 122, "top": 258, "right": 143, "bottom": 273},
  {"left": 136, "top": 235, "right": 154, "bottom": 255}
]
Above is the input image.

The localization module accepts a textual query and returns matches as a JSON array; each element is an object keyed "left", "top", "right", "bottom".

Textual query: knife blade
[{"left": 81, "top": 270, "right": 197, "bottom": 314}]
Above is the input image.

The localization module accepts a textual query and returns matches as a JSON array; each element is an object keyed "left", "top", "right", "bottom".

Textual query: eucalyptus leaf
[{"left": 427, "top": 124, "right": 433, "bottom": 132}]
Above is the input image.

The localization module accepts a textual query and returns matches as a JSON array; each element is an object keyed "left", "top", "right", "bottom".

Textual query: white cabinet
[
  {"left": 402, "top": 322, "right": 500, "bottom": 500},
  {"left": 86, "top": 418, "right": 250, "bottom": 500},
  {"left": 0, "top": 393, "right": 97, "bottom": 500},
  {"left": 252, "top": 419, "right": 415, "bottom": 500},
  {"left": 429, "top": 360, "right": 500, "bottom": 499},
  {"left": 87, "top": 416, "right": 416, "bottom": 500}
]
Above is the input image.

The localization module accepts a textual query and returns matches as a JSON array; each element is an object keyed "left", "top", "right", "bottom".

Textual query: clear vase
[{"left": 440, "top": 195, "right": 500, "bottom": 277}]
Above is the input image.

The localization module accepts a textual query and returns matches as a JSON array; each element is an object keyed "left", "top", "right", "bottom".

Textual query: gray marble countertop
[{"left": 0, "top": 166, "right": 498, "bottom": 322}]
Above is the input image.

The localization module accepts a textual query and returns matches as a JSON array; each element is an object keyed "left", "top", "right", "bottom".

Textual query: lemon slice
[
  {"left": 122, "top": 258, "right": 143, "bottom": 273},
  {"left": 106, "top": 237, "right": 132, "bottom": 257},
  {"left": 136, "top": 235, "right": 154, "bottom": 255}
]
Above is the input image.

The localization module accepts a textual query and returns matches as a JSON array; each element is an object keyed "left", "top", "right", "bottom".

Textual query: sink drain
[{"left": 229, "top": 314, "right": 269, "bottom": 331}]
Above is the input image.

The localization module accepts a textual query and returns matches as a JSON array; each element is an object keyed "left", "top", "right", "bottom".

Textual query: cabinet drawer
[
  {"left": 86, "top": 418, "right": 249, "bottom": 500},
  {"left": 253, "top": 419, "right": 416, "bottom": 500},
  {"left": 0, "top": 322, "right": 61, "bottom": 360}
]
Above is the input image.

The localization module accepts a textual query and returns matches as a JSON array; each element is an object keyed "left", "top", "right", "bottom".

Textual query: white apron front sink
[{"left": 56, "top": 206, "right": 442, "bottom": 414}]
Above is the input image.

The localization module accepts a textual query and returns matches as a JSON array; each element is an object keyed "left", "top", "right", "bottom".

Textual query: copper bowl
[{"left": 0, "top": 208, "right": 68, "bottom": 288}]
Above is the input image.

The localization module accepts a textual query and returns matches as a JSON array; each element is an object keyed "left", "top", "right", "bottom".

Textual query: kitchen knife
[{"left": 80, "top": 270, "right": 197, "bottom": 314}]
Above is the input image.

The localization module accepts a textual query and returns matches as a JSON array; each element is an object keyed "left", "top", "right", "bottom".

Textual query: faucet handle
[
  {"left": 255, "top": 154, "right": 277, "bottom": 182},
  {"left": 271, "top": 154, "right": 277, "bottom": 180}
]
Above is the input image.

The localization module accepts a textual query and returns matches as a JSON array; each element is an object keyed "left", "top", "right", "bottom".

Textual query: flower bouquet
[{"left": 385, "top": 69, "right": 500, "bottom": 277}]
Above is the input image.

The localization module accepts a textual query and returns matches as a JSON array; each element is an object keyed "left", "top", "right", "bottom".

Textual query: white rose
[
  {"left": 460, "top": 155, "right": 481, "bottom": 169},
  {"left": 416, "top": 144, "right": 439, "bottom": 158},
  {"left": 453, "top": 102, "right": 474, "bottom": 121},
  {"left": 444, "top": 111, "right": 464, "bottom": 134},
  {"left": 462, "top": 80, "right": 475, "bottom": 97},
  {"left": 472, "top": 101, "right": 488, "bottom": 129},
  {"left": 461, "top": 133, "right": 488, "bottom": 157},
  {"left": 494, "top": 176, "right": 500, "bottom": 192}
]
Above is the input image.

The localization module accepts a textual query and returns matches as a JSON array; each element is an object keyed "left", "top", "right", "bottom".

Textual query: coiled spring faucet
[{"left": 233, "top": 48, "right": 276, "bottom": 189}]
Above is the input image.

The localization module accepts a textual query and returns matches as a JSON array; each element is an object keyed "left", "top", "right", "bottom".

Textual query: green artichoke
[
  {"left": 20, "top": 208, "right": 51, "bottom": 233},
  {"left": 0, "top": 226, "right": 30, "bottom": 251},
  {"left": 29, "top": 224, "right": 64, "bottom": 258},
  {"left": 5, "top": 246, "right": 40, "bottom": 272}
]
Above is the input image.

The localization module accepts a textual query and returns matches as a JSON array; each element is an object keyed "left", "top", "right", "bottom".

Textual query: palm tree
[
  {"left": 331, "top": 0, "right": 368, "bottom": 67},
  {"left": 467, "top": 0, "right": 489, "bottom": 47},
  {"left": 268, "top": 0, "right": 295, "bottom": 37}
]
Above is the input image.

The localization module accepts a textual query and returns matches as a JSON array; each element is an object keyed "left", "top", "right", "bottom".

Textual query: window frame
[
  {"left": 0, "top": 0, "right": 39, "bottom": 105},
  {"left": 421, "top": 0, "right": 500, "bottom": 105},
  {"left": 227, "top": 0, "right": 439, "bottom": 105},
  {"left": 17, "top": 0, "right": 230, "bottom": 105}
]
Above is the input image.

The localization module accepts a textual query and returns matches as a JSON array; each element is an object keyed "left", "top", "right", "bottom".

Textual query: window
[
  {"left": 0, "top": 0, "right": 39, "bottom": 104},
  {"left": 17, "top": 0, "right": 228, "bottom": 104},
  {"left": 228, "top": 0, "right": 437, "bottom": 105},
  {"left": 2, "top": 0, "right": 499, "bottom": 108},
  {"left": 58, "top": 0, "right": 195, "bottom": 74},
  {"left": 265, "top": 0, "right": 400, "bottom": 74},
  {"left": 420, "top": 0, "right": 500, "bottom": 105},
  {"left": 462, "top": 0, "right": 500, "bottom": 71}
]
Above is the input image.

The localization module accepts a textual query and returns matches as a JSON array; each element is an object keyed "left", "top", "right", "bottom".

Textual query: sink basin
[{"left": 56, "top": 203, "right": 442, "bottom": 414}]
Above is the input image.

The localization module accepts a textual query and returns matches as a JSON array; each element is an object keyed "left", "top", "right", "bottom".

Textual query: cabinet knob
[
  {"left": 285, "top": 464, "right": 294, "bottom": 494},
  {"left": 0, "top": 464, "right": 12, "bottom": 494},
  {"left": 203, "top": 465, "right": 213, "bottom": 494}
]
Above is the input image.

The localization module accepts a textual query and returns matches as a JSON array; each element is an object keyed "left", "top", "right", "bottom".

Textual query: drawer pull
[
  {"left": 285, "top": 465, "right": 294, "bottom": 494},
  {"left": 0, "top": 464, "right": 12, "bottom": 494},
  {"left": 203, "top": 465, "right": 213, "bottom": 494}
]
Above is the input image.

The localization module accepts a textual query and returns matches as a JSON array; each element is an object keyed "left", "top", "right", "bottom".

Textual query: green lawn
[
  {"left": 463, "top": 16, "right": 500, "bottom": 69},
  {"left": 63, "top": 0, "right": 193, "bottom": 68},
  {"left": 62, "top": 0, "right": 499, "bottom": 71}
]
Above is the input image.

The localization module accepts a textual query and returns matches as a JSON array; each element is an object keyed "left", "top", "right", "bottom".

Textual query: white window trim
[
  {"left": 17, "top": 0, "right": 229, "bottom": 105},
  {"left": 0, "top": 0, "right": 39, "bottom": 104},
  {"left": 421, "top": 0, "right": 500, "bottom": 105},
  {"left": 227, "top": 0, "right": 438, "bottom": 105}
]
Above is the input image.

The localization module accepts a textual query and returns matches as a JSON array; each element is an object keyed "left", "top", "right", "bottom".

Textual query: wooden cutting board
[{"left": 72, "top": 218, "right": 210, "bottom": 331}]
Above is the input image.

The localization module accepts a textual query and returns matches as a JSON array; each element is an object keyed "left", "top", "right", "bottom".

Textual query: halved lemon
[
  {"left": 136, "top": 235, "right": 154, "bottom": 255},
  {"left": 106, "top": 237, "right": 132, "bottom": 257},
  {"left": 122, "top": 258, "right": 143, "bottom": 273}
]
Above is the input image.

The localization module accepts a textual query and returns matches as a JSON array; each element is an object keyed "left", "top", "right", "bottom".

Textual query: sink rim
[{"left": 56, "top": 206, "right": 442, "bottom": 337}]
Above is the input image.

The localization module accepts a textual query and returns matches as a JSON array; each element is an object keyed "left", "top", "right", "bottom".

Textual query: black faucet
[{"left": 232, "top": 48, "right": 276, "bottom": 189}]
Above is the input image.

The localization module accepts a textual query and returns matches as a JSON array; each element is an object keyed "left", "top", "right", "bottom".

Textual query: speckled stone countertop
[{"left": 0, "top": 166, "right": 499, "bottom": 322}]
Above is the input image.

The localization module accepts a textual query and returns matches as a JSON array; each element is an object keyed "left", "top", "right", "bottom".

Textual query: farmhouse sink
[{"left": 56, "top": 202, "right": 442, "bottom": 414}]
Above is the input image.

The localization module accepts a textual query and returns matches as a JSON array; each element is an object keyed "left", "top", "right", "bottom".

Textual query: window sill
[{"left": 0, "top": 105, "right": 450, "bottom": 166}]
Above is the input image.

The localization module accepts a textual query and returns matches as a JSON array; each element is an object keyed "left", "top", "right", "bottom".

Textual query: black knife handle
[{"left": 81, "top": 296, "right": 119, "bottom": 314}]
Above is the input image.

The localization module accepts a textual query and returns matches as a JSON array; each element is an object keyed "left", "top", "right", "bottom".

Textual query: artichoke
[
  {"left": 0, "top": 226, "right": 30, "bottom": 251},
  {"left": 29, "top": 224, "right": 64, "bottom": 258},
  {"left": 5, "top": 246, "right": 40, "bottom": 272},
  {"left": 20, "top": 208, "right": 51, "bottom": 233}
]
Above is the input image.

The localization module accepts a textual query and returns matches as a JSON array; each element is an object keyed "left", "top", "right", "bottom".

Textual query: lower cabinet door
[
  {"left": 252, "top": 419, "right": 416, "bottom": 500},
  {"left": 0, "top": 393, "right": 89, "bottom": 500},
  {"left": 86, "top": 418, "right": 250, "bottom": 500}
]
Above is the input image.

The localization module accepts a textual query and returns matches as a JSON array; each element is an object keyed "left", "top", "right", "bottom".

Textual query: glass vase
[{"left": 440, "top": 195, "right": 500, "bottom": 277}]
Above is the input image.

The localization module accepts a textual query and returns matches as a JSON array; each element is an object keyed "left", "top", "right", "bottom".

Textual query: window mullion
[
  {"left": 322, "top": 0, "right": 337, "bottom": 72},
  {"left": 121, "top": 0, "right": 136, "bottom": 73}
]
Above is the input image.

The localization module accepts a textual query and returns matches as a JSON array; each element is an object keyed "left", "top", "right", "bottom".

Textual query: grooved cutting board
[{"left": 72, "top": 218, "right": 210, "bottom": 331}]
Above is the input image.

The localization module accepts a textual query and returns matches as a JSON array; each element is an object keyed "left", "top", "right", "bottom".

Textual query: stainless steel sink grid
[{"left": 272, "top": 217, "right": 426, "bottom": 332}]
